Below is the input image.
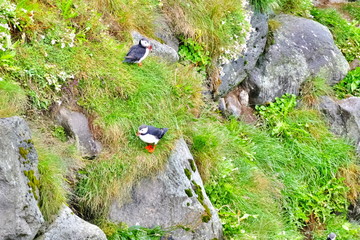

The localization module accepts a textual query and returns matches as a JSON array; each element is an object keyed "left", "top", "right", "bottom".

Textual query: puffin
[
  {"left": 123, "top": 38, "right": 152, "bottom": 66},
  {"left": 136, "top": 125, "right": 168, "bottom": 153},
  {"left": 326, "top": 233, "right": 336, "bottom": 240}
]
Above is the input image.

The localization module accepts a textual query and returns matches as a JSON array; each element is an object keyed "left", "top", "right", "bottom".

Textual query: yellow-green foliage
[
  {"left": 0, "top": 80, "right": 27, "bottom": 117},
  {"left": 24, "top": 170, "right": 40, "bottom": 200},
  {"left": 32, "top": 131, "right": 72, "bottom": 222},
  {"left": 162, "top": 0, "right": 250, "bottom": 58}
]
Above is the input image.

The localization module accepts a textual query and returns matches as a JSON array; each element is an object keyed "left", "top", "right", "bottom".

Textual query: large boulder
[
  {"left": 0, "top": 117, "right": 44, "bottom": 240},
  {"left": 35, "top": 206, "right": 106, "bottom": 240},
  {"left": 319, "top": 96, "right": 360, "bottom": 153},
  {"left": 218, "top": 12, "right": 268, "bottom": 96},
  {"left": 109, "top": 138, "right": 223, "bottom": 240},
  {"left": 132, "top": 31, "right": 179, "bottom": 63},
  {"left": 247, "top": 14, "right": 349, "bottom": 105},
  {"left": 55, "top": 107, "right": 102, "bottom": 158}
]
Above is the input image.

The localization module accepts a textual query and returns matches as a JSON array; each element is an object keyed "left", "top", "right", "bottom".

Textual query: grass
[
  {"left": 300, "top": 77, "right": 334, "bottom": 107},
  {"left": 0, "top": 78, "right": 27, "bottom": 117},
  {"left": 277, "top": 0, "right": 313, "bottom": 17},
  {"left": 162, "top": 0, "right": 250, "bottom": 59},
  {"left": 334, "top": 67, "right": 360, "bottom": 99},
  {"left": 341, "top": 2, "right": 360, "bottom": 22},
  {"left": 31, "top": 123, "right": 81, "bottom": 221},
  {"left": 2, "top": 0, "right": 360, "bottom": 239},
  {"left": 311, "top": 8, "right": 360, "bottom": 62}
]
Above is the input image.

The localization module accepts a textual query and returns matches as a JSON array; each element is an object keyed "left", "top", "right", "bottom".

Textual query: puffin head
[
  {"left": 327, "top": 233, "right": 336, "bottom": 240},
  {"left": 136, "top": 125, "right": 148, "bottom": 136},
  {"left": 139, "top": 38, "right": 152, "bottom": 50}
]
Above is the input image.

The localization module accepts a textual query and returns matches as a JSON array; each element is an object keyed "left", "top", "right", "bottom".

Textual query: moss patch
[
  {"left": 19, "top": 147, "right": 30, "bottom": 159},
  {"left": 185, "top": 188, "right": 193, "bottom": 197},
  {"left": 184, "top": 168, "right": 192, "bottom": 180},
  {"left": 189, "top": 159, "right": 196, "bottom": 172},
  {"left": 24, "top": 170, "right": 40, "bottom": 200}
]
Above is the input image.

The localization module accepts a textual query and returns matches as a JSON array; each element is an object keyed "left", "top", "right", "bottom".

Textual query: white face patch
[
  {"left": 140, "top": 39, "right": 150, "bottom": 48},
  {"left": 138, "top": 126, "right": 148, "bottom": 134}
]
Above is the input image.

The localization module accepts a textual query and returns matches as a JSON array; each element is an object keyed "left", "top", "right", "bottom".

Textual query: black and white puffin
[
  {"left": 326, "top": 233, "right": 336, "bottom": 240},
  {"left": 136, "top": 125, "right": 168, "bottom": 153},
  {"left": 123, "top": 38, "right": 152, "bottom": 66}
]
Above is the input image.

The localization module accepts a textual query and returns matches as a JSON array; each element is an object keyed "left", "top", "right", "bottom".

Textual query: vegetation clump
[{"left": 23, "top": 170, "right": 40, "bottom": 200}]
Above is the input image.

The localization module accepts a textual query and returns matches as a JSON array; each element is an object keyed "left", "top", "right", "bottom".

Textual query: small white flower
[
  {"left": 61, "top": 42, "right": 65, "bottom": 48},
  {"left": 51, "top": 39, "right": 56, "bottom": 45},
  {"left": 0, "top": 77, "right": 4, "bottom": 81},
  {"left": 68, "top": 42, "right": 74, "bottom": 47}
]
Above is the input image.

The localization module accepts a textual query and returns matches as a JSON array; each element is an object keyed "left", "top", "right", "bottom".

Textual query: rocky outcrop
[
  {"left": 35, "top": 206, "right": 106, "bottom": 240},
  {"left": 0, "top": 117, "right": 44, "bottom": 240},
  {"left": 218, "top": 12, "right": 268, "bottom": 96},
  {"left": 55, "top": 107, "right": 102, "bottom": 158},
  {"left": 132, "top": 31, "right": 179, "bottom": 63},
  {"left": 246, "top": 14, "right": 349, "bottom": 105},
  {"left": 319, "top": 96, "right": 360, "bottom": 153},
  {"left": 154, "top": 16, "right": 180, "bottom": 52},
  {"left": 219, "top": 87, "right": 257, "bottom": 123},
  {"left": 109, "top": 138, "right": 223, "bottom": 240}
]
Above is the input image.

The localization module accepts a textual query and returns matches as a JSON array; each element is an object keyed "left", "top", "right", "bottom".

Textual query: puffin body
[
  {"left": 136, "top": 125, "right": 168, "bottom": 153},
  {"left": 123, "top": 39, "right": 152, "bottom": 66}
]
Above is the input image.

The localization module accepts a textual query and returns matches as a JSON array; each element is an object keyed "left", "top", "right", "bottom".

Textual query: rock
[
  {"left": 219, "top": 88, "right": 257, "bottom": 123},
  {"left": 350, "top": 60, "right": 360, "bottom": 71},
  {"left": 247, "top": 14, "right": 349, "bottom": 105},
  {"left": 35, "top": 205, "right": 106, "bottom": 240},
  {"left": 55, "top": 107, "right": 102, "bottom": 159},
  {"left": 319, "top": 96, "right": 360, "bottom": 153},
  {"left": 0, "top": 116, "right": 44, "bottom": 240},
  {"left": 218, "top": 12, "right": 268, "bottom": 96},
  {"left": 154, "top": 16, "right": 180, "bottom": 52},
  {"left": 109, "top": 138, "right": 223, "bottom": 240},
  {"left": 132, "top": 31, "right": 179, "bottom": 63}
]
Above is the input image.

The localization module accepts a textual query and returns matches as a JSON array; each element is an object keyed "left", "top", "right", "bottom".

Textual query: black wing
[
  {"left": 148, "top": 126, "right": 168, "bottom": 139},
  {"left": 123, "top": 45, "right": 146, "bottom": 63}
]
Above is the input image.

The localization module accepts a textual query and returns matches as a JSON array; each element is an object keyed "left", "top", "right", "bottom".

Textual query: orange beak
[
  {"left": 136, "top": 132, "right": 140, "bottom": 136},
  {"left": 149, "top": 45, "right": 153, "bottom": 51}
]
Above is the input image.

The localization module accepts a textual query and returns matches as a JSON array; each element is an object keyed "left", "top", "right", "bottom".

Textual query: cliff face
[
  {"left": 0, "top": 117, "right": 106, "bottom": 240},
  {"left": 109, "top": 139, "right": 223, "bottom": 239},
  {"left": 0, "top": 117, "right": 44, "bottom": 240}
]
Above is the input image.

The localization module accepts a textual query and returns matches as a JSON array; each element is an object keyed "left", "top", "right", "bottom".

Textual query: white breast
[
  {"left": 139, "top": 133, "right": 159, "bottom": 144},
  {"left": 136, "top": 48, "right": 150, "bottom": 63}
]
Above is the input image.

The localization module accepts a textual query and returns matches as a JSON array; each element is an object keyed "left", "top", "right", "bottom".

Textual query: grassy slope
[{"left": 0, "top": 0, "right": 360, "bottom": 239}]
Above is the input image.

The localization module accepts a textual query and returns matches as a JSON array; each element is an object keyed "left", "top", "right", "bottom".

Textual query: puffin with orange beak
[
  {"left": 123, "top": 38, "right": 153, "bottom": 66},
  {"left": 136, "top": 125, "right": 168, "bottom": 153}
]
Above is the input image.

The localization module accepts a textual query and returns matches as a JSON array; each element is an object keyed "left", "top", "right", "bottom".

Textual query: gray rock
[
  {"left": 132, "top": 31, "right": 179, "bottom": 63},
  {"left": 319, "top": 96, "right": 360, "bottom": 153},
  {"left": 218, "top": 12, "right": 268, "bottom": 96},
  {"left": 219, "top": 88, "right": 257, "bottom": 123},
  {"left": 55, "top": 107, "right": 102, "bottom": 158},
  {"left": 35, "top": 206, "right": 106, "bottom": 240},
  {"left": 247, "top": 14, "right": 349, "bottom": 105},
  {"left": 0, "top": 116, "right": 44, "bottom": 240},
  {"left": 109, "top": 138, "right": 223, "bottom": 240},
  {"left": 154, "top": 16, "right": 180, "bottom": 52}
]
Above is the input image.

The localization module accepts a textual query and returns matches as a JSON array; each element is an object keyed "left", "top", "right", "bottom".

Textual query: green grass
[
  {"left": 334, "top": 67, "right": 360, "bottom": 99},
  {"left": 0, "top": 78, "right": 27, "bottom": 117},
  {"left": 162, "top": 0, "right": 250, "bottom": 59},
  {"left": 342, "top": 2, "right": 360, "bottom": 22},
  {"left": 300, "top": 77, "right": 334, "bottom": 107},
  {"left": 250, "top": 0, "right": 280, "bottom": 13},
  {"left": 277, "top": 0, "right": 313, "bottom": 17},
  {"left": 311, "top": 8, "right": 360, "bottom": 62},
  {"left": 3, "top": 1, "right": 360, "bottom": 239}
]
